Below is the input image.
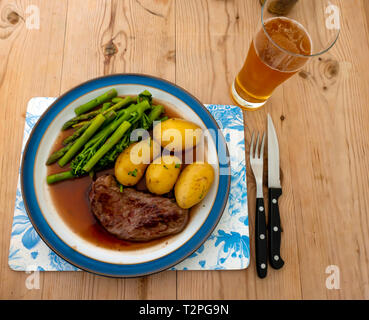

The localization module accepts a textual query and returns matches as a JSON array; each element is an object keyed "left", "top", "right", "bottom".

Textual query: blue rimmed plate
[{"left": 21, "top": 74, "right": 230, "bottom": 277}]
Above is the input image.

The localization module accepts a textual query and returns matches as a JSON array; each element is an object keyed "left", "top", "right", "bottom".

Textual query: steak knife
[{"left": 267, "top": 114, "right": 285, "bottom": 269}]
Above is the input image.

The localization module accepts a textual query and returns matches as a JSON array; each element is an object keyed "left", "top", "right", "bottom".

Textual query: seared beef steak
[{"left": 89, "top": 175, "right": 189, "bottom": 241}]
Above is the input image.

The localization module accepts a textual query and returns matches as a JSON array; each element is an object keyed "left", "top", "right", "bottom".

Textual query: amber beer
[{"left": 232, "top": 17, "right": 312, "bottom": 109}]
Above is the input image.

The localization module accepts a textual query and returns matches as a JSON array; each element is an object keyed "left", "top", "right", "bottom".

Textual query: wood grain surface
[{"left": 0, "top": 0, "right": 368, "bottom": 300}]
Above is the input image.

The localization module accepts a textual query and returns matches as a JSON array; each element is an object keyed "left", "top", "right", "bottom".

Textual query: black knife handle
[
  {"left": 268, "top": 188, "right": 285, "bottom": 269},
  {"left": 255, "top": 197, "right": 268, "bottom": 278}
]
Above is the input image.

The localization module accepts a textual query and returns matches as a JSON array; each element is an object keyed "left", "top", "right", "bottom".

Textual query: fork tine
[
  {"left": 255, "top": 132, "right": 260, "bottom": 158},
  {"left": 260, "top": 133, "right": 265, "bottom": 159},
  {"left": 250, "top": 132, "right": 255, "bottom": 160}
]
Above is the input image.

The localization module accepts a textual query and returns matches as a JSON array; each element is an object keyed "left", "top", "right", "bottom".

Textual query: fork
[{"left": 250, "top": 132, "right": 267, "bottom": 279}]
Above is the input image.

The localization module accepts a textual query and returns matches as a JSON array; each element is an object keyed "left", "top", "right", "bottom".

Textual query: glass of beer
[{"left": 231, "top": 0, "right": 340, "bottom": 110}]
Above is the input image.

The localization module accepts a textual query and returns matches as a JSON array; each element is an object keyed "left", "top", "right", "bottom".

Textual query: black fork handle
[{"left": 255, "top": 197, "right": 268, "bottom": 278}]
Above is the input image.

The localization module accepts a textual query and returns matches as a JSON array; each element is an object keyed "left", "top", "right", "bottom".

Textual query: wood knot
[
  {"left": 323, "top": 59, "right": 339, "bottom": 79},
  {"left": 7, "top": 11, "right": 20, "bottom": 24},
  {"left": 103, "top": 40, "right": 118, "bottom": 57},
  {"left": 166, "top": 50, "right": 175, "bottom": 62},
  {"left": 298, "top": 70, "right": 309, "bottom": 79},
  {"left": 280, "top": 115, "right": 285, "bottom": 121}
]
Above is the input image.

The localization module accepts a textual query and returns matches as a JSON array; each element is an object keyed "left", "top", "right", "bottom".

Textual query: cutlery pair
[{"left": 250, "top": 114, "right": 284, "bottom": 279}]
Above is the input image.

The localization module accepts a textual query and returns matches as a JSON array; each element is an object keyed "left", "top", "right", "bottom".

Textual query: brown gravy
[{"left": 47, "top": 99, "right": 191, "bottom": 251}]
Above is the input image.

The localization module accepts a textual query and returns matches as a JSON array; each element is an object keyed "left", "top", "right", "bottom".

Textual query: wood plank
[
  {"left": 0, "top": 0, "right": 368, "bottom": 300},
  {"left": 47, "top": 0, "right": 176, "bottom": 299},
  {"left": 0, "top": 0, "right": 67, "bottom": 299},
  {"left": 176, "top": 0, "right": 263, "bottom": 299},
  {"left": 175, "top": 0, "right": 369, "bottom": 300},
  {"left": 120, "top": 0, "right": 176, "bottom": 299},
  {"left": 286, "top": 0, "right": 369, "bottom": 299}
]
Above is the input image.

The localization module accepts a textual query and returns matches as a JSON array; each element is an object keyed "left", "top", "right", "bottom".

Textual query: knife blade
[
  {"left": 267, "top": 114, "right": 284, "bottom": 270},
  {"left": 268, "top": 114, "right": 281, "bottom": 189}
]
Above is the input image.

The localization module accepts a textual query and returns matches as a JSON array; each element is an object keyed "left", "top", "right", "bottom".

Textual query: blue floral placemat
[{"left": 9, "top": 98, "right": 249, "bottom": 271}]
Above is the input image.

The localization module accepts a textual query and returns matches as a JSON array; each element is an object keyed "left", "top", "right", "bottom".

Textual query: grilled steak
[{"left": 89, "top": 174, "right": 189, "bottom": 241}]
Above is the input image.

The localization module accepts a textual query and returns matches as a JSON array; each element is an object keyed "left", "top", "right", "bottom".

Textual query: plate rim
[{"left": 20, "top": 73, "right": 231, "bottom": 277}]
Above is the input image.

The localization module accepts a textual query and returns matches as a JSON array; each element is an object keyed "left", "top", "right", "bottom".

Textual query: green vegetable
[
  {"left": 82, "top": 121, "right": 131, "bottom": 173},
  {"left": 72, "top": 121, "right": 89, "bottom": 128},
  {"left": 148, "top": 105, "right": 164, "bottom": 123},
  {"left": 104, "top": 96, "right": 135, "bottom": 114},
  {"left": 137, "top": 90, "right": 152, "bottom": 104},
  {"left": 74, "top": 89, "right": 117, "bottom": 116},
  {"left": 65, "top": 110, "right": 117, "bottom": 148},
  {"left": 95, "top": 133, "right": 130, "bottom": 169},
  {"left": 46, "top": 144, "right": 72, "bottom": 165},
  {"left": 96, "top": 100, "right": 161, "bottom": 169},
  {"left": 47, "top": 90, "right": 161, "bottom": 184},
  {"left": 58, "top": 113, "right": 106, "bottom": 167},
  {"left": 62, "top": 109, "right": 101, "bottom": 131},
  {"left": 159, "top": 116, "right": 169, "bottom": 122},
  {"left": 62, "top": 122, "right": 90, "bottom": 145},
  {"left": 138, "top": 105, "right": 164, "bottom": 130},
  {"left": 111, "top": 97, "right": 124, "bottom": 104},
  {"left": 62, "top": 108, "right": 116, "bottom": 146},
  {"left": 101, "top": 102, "right": 113, "bottom": 111},
  {"left": 70, "top": 100, "right": 150, "bottom": 176},
  {"left": 83, "top": 101, "right": 147, "bottom": 151},
  {"left": 63, "top": 96, "right": 133, "bottom": 131},
  {"left": 46, "top": 170, "right": 75, "bottom": 184},
  {"left": 128, "top": 168, "right": 138, "bottom": 177}
]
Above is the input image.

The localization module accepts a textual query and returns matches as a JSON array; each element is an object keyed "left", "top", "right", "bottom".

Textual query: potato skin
[
  {"left": 146, "top": 155, "right": 182, "bottom": 195},
  {"left": 174, "top": 162, "right": 214, "bottom": 209},
  {"left": 115, "top": 139, "right": 160, "bottom": 186},
  {"left": 153, "top": 118, "right": 202, "bottom": 151}
]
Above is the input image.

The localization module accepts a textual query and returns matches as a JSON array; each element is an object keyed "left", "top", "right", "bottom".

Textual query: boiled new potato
[
  {"left": 146, "top": 155, "right": 182, "bottom": 195},
  {"left": 115, "top": 139, "right": 160, "bottom": 186},
  {"left": 153, "top": 118, "right": 202, "bottom": 151},
  {"left": 174, "top": 162, "right": 214, "bottom": 209}
]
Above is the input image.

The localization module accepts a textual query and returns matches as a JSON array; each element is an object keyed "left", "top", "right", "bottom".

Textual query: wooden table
[{"left": 0, "top": 0, "right": 368, "bottom": 300}]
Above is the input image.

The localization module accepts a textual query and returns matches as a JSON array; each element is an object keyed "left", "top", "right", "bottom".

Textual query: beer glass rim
[{"left": 261, "top": 1, "right": 340, "bottom": 58}]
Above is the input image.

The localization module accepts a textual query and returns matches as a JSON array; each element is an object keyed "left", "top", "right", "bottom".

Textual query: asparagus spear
[
  {"left": 62, "top": 96, "right": 133, "bottom": 131},
  {"left": 111, "top": 97, "right": 124, "bottom": 104},
  {"left": 62, "top": 109, "right": 101, "bottom": 131},
  {"left": 61, "top": 100, "right": 127, "bottom": 146},
  {"left": 159, "top": 116, "right": 168, "bottom": 122},
  {"left": 70, "top": 100, "right": 150, "bottom": 176},
  {"left": 82, "top": 121, "right": 131, "bottom": 172},
  {"left": 97, "top": 102, "right": 163, "bottom": 168},
  {"left": 83, "top": 100, "right": 149, "bottom": 150},
  {"left": 46, "top": 94, "right": 154, "bottom": 183},
  {"left": 102, "top": 102, "right": 113, "bottom": 111},
  {"left": 60, "top": 109, "right": 116, "bottom": 149},
  {"left": 74, "top": 88, "right": 117, "bottom": 116},
  {"left": 58, "top": 113, "right": 106, "bottom": 167},
  {"left": 148, "top": 105, "right": 164, "bottom": 124},
  {"left": 47, "top": 170, "right": 75, "bottom": 184},
  {"left": 72, "top": 121, "right": 89, "bottom": 128},
  {"left": 104, "top": 96, "right": 134, "bottom": 114},
  {"left": 62, "top": 122, "right": 90, "bottom": 145},
  {"left": 46, "top": 144, "right": 72, "bottom": 165},
  {"left": 46, "top": 112, "right": 117, "bottom": 165},
  {"left": 137, "top": 90, "right": 152, "bottom": 104}
]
